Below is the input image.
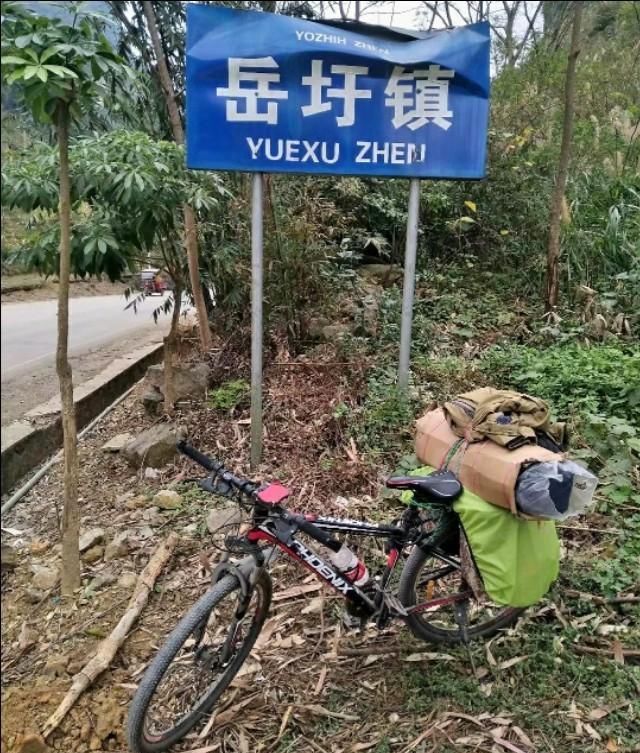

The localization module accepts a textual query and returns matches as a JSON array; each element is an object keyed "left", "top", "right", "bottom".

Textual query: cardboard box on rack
[{"left": 415, "top": 409, "right": 562, "bottom": 514}]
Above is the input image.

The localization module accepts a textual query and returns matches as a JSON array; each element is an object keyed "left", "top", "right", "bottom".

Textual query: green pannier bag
[{"left": 402, "top": 466, "right": 560, "bottom": 607}]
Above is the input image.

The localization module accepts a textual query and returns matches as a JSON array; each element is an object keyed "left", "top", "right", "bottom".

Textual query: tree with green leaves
[
  {"left": 140, "top": 0, "right": 212, "bottom": 353},
  {"left": 2, "top": 128, "right": 226, "bottom": 408},
  {"left": 1, "top": 2, "right": 131, "bottom": 595}
]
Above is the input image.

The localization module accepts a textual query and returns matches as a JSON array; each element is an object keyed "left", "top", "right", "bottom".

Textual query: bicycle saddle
[{"left": 385, "top": 470, "right": 462, "bottom": 503}]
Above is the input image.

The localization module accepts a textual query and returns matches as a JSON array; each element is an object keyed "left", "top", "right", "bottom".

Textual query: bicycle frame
[{"left": 245, "top": 502, "right": 462, "bottom": 620}]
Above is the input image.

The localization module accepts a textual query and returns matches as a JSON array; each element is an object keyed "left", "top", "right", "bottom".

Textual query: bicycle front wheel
[
  {"left": 398, "top": 544, "right": 524, "bottom": 645},
  {"left": 128, "top": 570, "right": 272, "bottom": 753}
]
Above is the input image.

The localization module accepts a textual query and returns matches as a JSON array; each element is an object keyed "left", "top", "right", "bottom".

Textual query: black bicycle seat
[{"left": 385, "top": 470, "right": 462, "bottom": 503}]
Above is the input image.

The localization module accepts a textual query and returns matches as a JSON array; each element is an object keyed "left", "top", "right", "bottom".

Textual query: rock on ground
[
  {"left": 358, "top": 263, "right": 403, "bottom": 287},
  {"left": 82, "top": 545, "right": 104, "bottom": 564},
  {"left": 117, "top": 571, "right": 138, "bottom": 589},
  {"left": 78, "top": 528, "right": 105, "bottom": 552},
  {"left": 153, "top": 489, "right": 182, "bottom": 510},
  {"left": 206, "top": 505, "right": 242, "bottom": 534},
  {"left": 15, "top": 735, "right": 50, "bottom": 753},
  {"left": 144, "top": 361, "right": 209, "bottom": 401},
  {"left": 101, "top": 432, "right": 133, "bottom": 452},
  {"left": 104, "top": 532, "right": 131, "bottom": 561},
  {"left": 122, "top": 424, "right": 179, "bottom": 468},
  {"left": 142, "top": 388, "right": 164, "bottom": 416},
  {"left": 1, "top": 543, "right": 18, "bottom": 571},
  {"left": 30, "top": 564, "right": 59, "bottom": 590}
]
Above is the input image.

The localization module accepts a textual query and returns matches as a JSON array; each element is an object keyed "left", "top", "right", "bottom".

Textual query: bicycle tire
[
  {"left": 128, "top": 570, "right": 272, "bottom": 753},
  {"left": 398, "top": 542, "right": 524, "bottom": 645}
]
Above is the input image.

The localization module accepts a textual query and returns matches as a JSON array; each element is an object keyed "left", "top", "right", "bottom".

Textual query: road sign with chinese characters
[{"left": 186, "top": 6, "right": 490, "bottom": 179}]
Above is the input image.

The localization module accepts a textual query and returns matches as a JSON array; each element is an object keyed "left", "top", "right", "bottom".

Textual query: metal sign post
[
  {"left": 398, "top": 178, "right": 420, "bottom": 391},
  {"left": 250, "top": 173, "right": 264, "bottom": 470}
]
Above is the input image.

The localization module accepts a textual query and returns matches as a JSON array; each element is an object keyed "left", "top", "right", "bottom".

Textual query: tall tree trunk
[
  {"left": 164, "top": 283, "right": 182, "bottom": 412},
  {"left": 141, "top": 0, "right": 212, "bottom": 353},
  {"left": 545, "top": 1, "right": 583, "bottom": 312},
  {"left": 56, "top": 103, "right": 80, "bottom": 596}
]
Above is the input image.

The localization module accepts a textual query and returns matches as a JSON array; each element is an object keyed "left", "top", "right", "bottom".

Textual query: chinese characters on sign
[
  {"left": 216, "top": 58, "right": 454, "bottom": 131},
  {"left": 216, "top": 57, "right": 287, "bottom": 125},
  {"left": 187, "top": 6, "right": 490, "bottom": 178},
  {"left": 385, "top": 65, "right": 454, "bottom": 131}
]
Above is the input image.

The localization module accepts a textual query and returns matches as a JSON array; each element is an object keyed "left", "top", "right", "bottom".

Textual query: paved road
[{"left": 1, "top": 294, "right": 170, "bottom": 382}]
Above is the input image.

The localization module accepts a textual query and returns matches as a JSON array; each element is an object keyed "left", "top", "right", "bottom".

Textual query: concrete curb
[{"left": 1, "top": 342, "right": 164, "bottom": 496}]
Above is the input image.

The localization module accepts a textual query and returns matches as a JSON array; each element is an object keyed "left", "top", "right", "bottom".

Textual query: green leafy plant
[
  {"left": 581, "top": 414, "right": 639, "bottom": 507},
  {"left": 1, "top": 0, "right": 131, "bottom": 596},
  {"left": 571, "top": 513, "right": 640, "bottom": 595},
  {"left": 208, "top": 379, "right": 250, "bottom": 412},
  {"left": 2, "top": 131, "right": 224, "bottom": 283},
  {"left": 480, "top": 344, "right": 640, "bottom": 424},
  {"left": 481, "top": 342, "right": 640, "bottom": 510},
  {"left": 350, "top": 367, "right": 421, "bottom": 457}
]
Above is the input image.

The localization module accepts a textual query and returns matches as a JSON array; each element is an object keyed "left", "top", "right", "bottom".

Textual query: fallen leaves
[
  {"left": 301, "top": 596, "right": 324, "bottom": 615},
  {"left": 403, "top": 652, "right": 455, "bottom": 662},
  {"left": 564, "top": 700, "right": 633, "bottom": 746},
  {"left": 492, "top": 736, "right": 529, "bottom": 753},
  {"left": 512, "top": 726, "right": 533, "bottom": 747},
  {"left": 276, "top": 704, "right": 293, "bottom": 742},
  {"left": 433, "top": 712, "right": 541, "bottom": 752},
  {"left": 17, "top": 622, "right": 38, "bottom": 653},
  {"left": 313, "top": 665, "right": 327, "bottom": 695},
  {"left": 272, "top": 583, "right": 321, "bottom": 602},
  {"left": 612, "top": 639, "right": 624, "bottom": 665},
  {"left": 272, "top": 633, "right": 305, "bottom": 649},
  {"left": 301, "top": 704, "right": 359, "bottom": 722},
  {"left": 496, "top": 655, "right": 529, "bottom": 670}
]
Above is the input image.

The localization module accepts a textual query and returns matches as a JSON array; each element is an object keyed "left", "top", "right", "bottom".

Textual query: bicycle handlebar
[
  {"left": 177, "top": 440, "right": 222, "bottom": 473},
  {"left": 177, "top": 440, "right": 258, "bottom": 497}
]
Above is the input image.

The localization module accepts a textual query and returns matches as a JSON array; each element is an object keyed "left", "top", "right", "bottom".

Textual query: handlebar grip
[{"left": 177, "top": 440, "right": 222, "bottom": 473}]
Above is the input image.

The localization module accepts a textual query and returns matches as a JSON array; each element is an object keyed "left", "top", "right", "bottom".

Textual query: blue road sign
[{"left": 186, "top": 6, "right": 490, "bottom": 179}]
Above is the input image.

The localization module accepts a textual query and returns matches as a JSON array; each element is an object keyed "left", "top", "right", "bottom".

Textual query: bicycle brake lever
[{"left": 199, "top": 476, "right": 233, "bottom": 497}]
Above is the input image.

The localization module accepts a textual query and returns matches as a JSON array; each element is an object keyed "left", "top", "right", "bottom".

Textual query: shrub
[{"left": 480, "top": 343, "right": 640, "bottom": 424}]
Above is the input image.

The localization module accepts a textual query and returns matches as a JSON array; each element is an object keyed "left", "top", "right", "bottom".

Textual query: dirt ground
[
  {"left": 1, "top": 342, "right": 637, "bottom": 753},
  {"left": 1, "top": 276, "right": 130, "bottom": 303}
]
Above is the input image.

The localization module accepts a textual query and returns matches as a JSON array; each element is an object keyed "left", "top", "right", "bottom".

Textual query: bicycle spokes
[{"left": 143, "top": 589, "right": 259, "bottom": 738}]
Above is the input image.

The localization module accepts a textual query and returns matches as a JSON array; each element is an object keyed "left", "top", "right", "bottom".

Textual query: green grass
[
  {"left": 400, "top": 621, "right": 639, "bottom": 750},
  {"left": 208, "top": 379, "right": 250, "bottom": 412}
]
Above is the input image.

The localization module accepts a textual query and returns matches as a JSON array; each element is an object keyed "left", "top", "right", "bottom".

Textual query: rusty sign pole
[{"left": 250, "top": 173, "right": 264, "bottom": 470}]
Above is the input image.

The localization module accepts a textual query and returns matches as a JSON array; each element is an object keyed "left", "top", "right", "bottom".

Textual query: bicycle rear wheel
[
  {"left": 398, "top": 544, "right": 523, "bottom": 645},
  {"left": 128, "top": 570, "right": 271, "bottom": 753}
]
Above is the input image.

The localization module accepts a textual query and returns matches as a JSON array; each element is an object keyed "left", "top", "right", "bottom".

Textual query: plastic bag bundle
[{"left": 516, "top": 460, "right": 598, "bottom": 520}]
